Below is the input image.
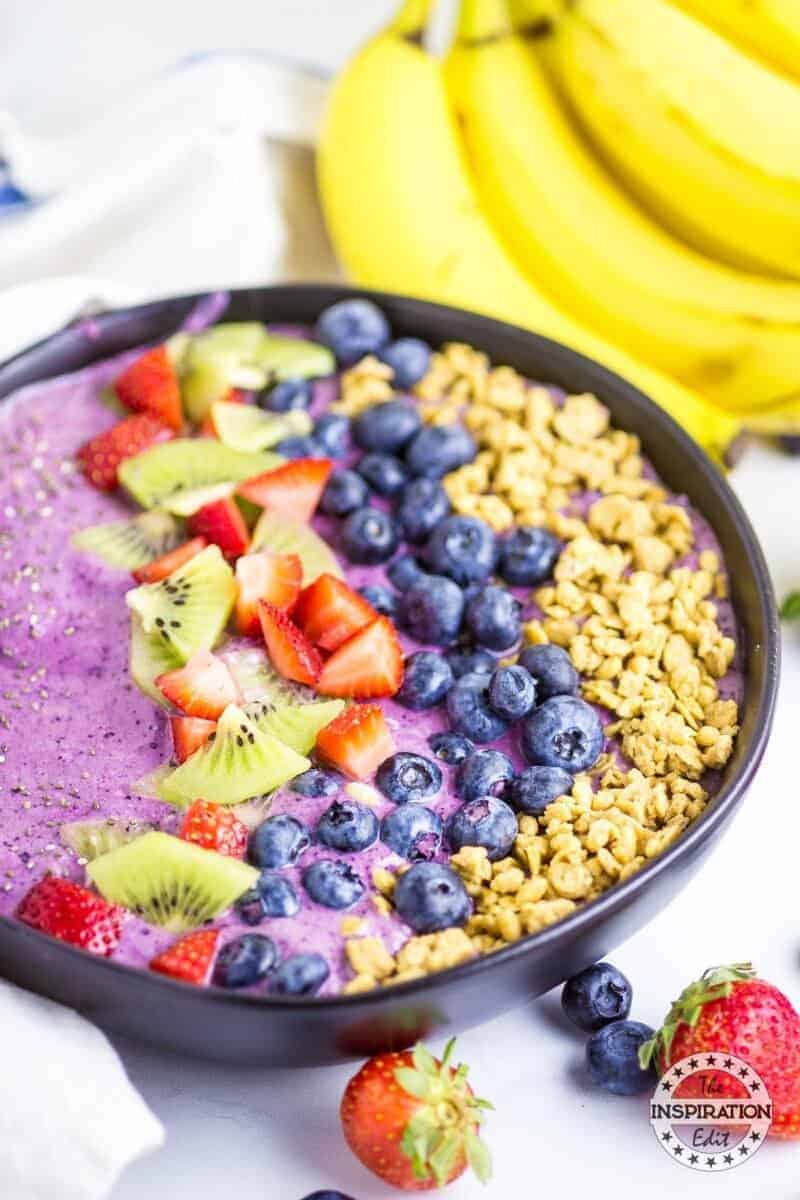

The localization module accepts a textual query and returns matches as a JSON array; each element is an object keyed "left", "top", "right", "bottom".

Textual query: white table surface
[{"left": 3, "top": 3, "right": 800, "bottom": 1198}]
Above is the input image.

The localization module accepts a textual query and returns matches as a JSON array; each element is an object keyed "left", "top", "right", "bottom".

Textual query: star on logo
[
  {"left": 661, "top": 1131, "right": 673, "bottom": 1143},
  {"left": 738, "top": 1146, "right": 749, "bottom": 1157},
  {"left": 750, "top": 1132, "right": 761, "bottom": 1143},
  {"left": 723, "top": 1154, "right": 734, "bottom": 1165},
  {"left": 723, "top": 1057, "right": 734, "bottom": 1070},
  {"left": 689, "top": 1154, "right": 699, "bottom": 1165},
  {"left": 751, "top": 1082, "right": 761, "bottom": 1092},
  {"left": 738, "top": 1066, "right": 750, "bottom": 1078},
  {"left": 673, "top": 1145, "right": 684, "bottom": 1157},
  {"left": 706, "top": 1157, "right": 716, "bottom": 1168},
  {"left": 688, "top": 1058, "right": 699, "bottom": 1069},
  {"left": 672, "top": 1066, "right": 684, "bottom": 1079},
  {"left": 661, "top": 1079, "right": 672, "bottom": 1093},
  {"left": 706, "top": 1055, "right": 717, "bottom": 1066}
]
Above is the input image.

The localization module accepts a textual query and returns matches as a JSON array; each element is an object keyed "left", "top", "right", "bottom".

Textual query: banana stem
[
  {"left": 507, "top": 0, "right": 563, "bottom": 34},
  {"left": 388, "top": 0, "right": 437, "bottom": 40},
  {"left": 455, "top": 0, "right": 512, "bottom": 43}
]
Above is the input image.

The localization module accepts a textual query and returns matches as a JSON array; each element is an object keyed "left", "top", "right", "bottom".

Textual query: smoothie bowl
[{"left": 0, "top": 286, "right": 778, "bottom": 1065}]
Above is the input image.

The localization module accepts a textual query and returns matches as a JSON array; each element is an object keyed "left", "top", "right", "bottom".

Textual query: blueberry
[
  {"left": 258, "top": 378, "right": 312, "bottom": 412},
  {"left": 393, "top": 862, "right": 472, "bottom": 933},
  {"left": 586, "top": 1020, "right": 657, "bottom": 1096},
  {"left": 518, "top": 643, "right": 579, "bottom": 701},
  {"left": 359, "top": 584, "right": 397, "bottom": 617},
  {"left": 275, "top": 435, "right": 323, "bottom": 459},
  {"left": 428, "top": 730, "right": 475, "bottom": 765},
  {"left": 396, "top": 651, "right": 454, "bottom": 710},
  {"left": 445, "top": 645, "right": 496, "bottom": 678},
  {"left": 507, "top": 765, "right": 572, "bottom": 815},
  {"left": 520, "top": 695, "right": 604, "bottom": 773},
  {"left": 488, "top": 665, "right": 536, "bottom": 721},
  {"left": 464, "top": 586, "right": 522, "bottom": 652},
  {"left": 290, "top": 768, "right": 341, "bottom": 798},
  {"left": 376, "top": 752, "right": 443, "bottom": 805},
  {"left": 250, "top": 814, "right": 310, "bottom": 868},
  {"left": 380, "top": 804, "right": 443, "bottom": 862},
  {"left": 313, "top": 413, "right": 350, "bottom": 458},
  {"left": 352, "top": 399, "right": 421, "bottom": 453},
  {"left": 341, "top": 506, "right": 399, "bottom": 564},
  {"left": 405, "top": 424, "right": 476, "bottom": 478},
  {"left": 213, "top": 933, "right": 277, "bottom": 988},
  {"left": 396, "top": 477, "right": 451, "bottom": 544},
  {"left": 397, "top": 574, "right": 464, "bottom": 646},
  {"left": 302, "top": 859, "right": 365, "bottom": 909},
  {"left": 357, "top": 452, "right": 408, "bottom": 497},
  {"left": 315, "top": 298, "right": 390, "bottom": 366},
  {"left": 316, "top": 799, "right": 379, "bottom": 852},
  {"left": 446, "top": 796, "right": 518, "bottom": 861},
  {"left": 425, "top": 515, "right": 497, "bottom": 587},
  {"left": 236, "top": 872, "right": 300, "bottom": 922},
  {"left": 270, "top": 952, "right": 330, "bottom": 997},
  {"left": 300, "top": 1193, "right": 355, "bottom": 1200},
  {"left": 377, "top": 337, "right": 432, "bottom": 389},
  {"left": 320, "top": 469, "right": 370, "bottom": 517},
  {"left": 498, "top": 526, "right": 560, "bottom": 586},
  {"left": 456, "top": 748, "right": 515, "bottom": 803},
  {"left": 446, "top": 673, "right": 510, "bottom": 744},
  {"left": 562, "top": 963, "right": 633, "bottom": 1034},
  {"left": 387, "top": 554, "right": 426, "bottom": 591}
]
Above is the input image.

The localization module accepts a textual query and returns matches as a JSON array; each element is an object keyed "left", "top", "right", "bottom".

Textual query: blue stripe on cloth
[{"left": 0, "top": 160, "right": 30, "bottom": 211}]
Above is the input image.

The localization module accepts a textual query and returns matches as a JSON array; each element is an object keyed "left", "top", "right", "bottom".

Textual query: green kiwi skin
[{"left": 71, "top": 511, "right": 185, "bottom": 570}]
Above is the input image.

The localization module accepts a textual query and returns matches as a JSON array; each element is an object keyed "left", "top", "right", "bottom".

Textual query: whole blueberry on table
[
  {"left": 498, "top": 525, "right": 560, "bottom": 586},
  {"left": 586, "top": 1020, "right": 657, "bottom": 1096},
  {"left": 520, "top": 695, "right": 604, "bottom": 773},
  {"left": 358, "top": 583, "right": 397, "bottom": 617},
  {"left": 237, "top": 872, "right": 300, "bottom": 923},
  {"left": 357, "top": 452, "right": 409, "bottom": 497},
  {"left": 352, "top": 398, "right": 421, "bottom": 453},
  {"left": 213, "top": 933, "right": 277, "bottom": 988},
  {"left": 446, "top": 672, "right": 510, "bottom": 744},
  {"left": 376, "top": 752, "right": 443, "bottom": 805},
  {"left": 387, "top": 554, "right": 426, "bottom": 591},
  {"left": 562, "top": 963, "right": 633, "bottom": 1033},
  {"left": 456, "top": 748, "right": 515, "bottom": 803},
  {"left": 313, "top": 413, "right": 350, "bottom": 458},
  {"left": 275, "top": 435, "right": 324, "bottom": 459},
  {"left": 300, "top": 1193, "right": 355, "bottom": 1200},
  {"left": 518, "top": 643, "right": 579, "bottom": 701},
  {"left": 341, "top": 506, "right": 399, "bottom": 564},
  {"left": 396, "top": 650, "right": 454, "bottom": 710},
  {"left": 319, "top": 468, "right": 370, "bottom": 517},
  {"left": 258, "top": 378, "right": 312, "bottom": 412},
  {"left": 445, "top": 644, "right": 496, "bottom": 679},
  {"left": 250, "top": 814, "right": 310, "bottom": 869},
  {"left": 377, "top": 337, "right": 432, "bottom": 389},
  {"left": 464, "top": 585, "right": 522, "bottom": 652},
  {"left": 488, "top": 664, "right": 537, "bottom": 721},
  {"left": 395, "top": 477, "right": 451, "bottom": 543},
  {"left": 302, "top": 859, "right": 366, "bottom": 909},
  {"left": 425, "top": 515, "right": 497, "bottom": 586},
  {"left": 404, "top": 424, "right": 477, "bottom": 478},
  {"left": 380, "top": 804, "right": 443, "bottom": 862},
  {"left": 271, "top": 953, "right": 331, "bottom": 997},
  {"left": 396, "top": 573, "right": 464, "bottom": 645},
  {"left": 393, "top": 862, "right": 472, "bottom": 933},
  {"left": 428, "top": 730, "right": 475, "bottom": 765},
  {"left": 507, "top": 765, "right": 573, "bottom": 815},
  {"left": 446, "top": 796, "right": 519, "bottom": 862},
  {"left": 316, "top": 799, "right": 379, "bottom": 853},
  {"left": 291, "top": 768, "right": 341, "bottom": 798},
  {"left": 315, "top": 298, "right": 390, "bottom": 366}
]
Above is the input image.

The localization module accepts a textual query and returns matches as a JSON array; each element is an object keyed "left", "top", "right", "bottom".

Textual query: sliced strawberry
[
  {"left": 235, "top": 551, "right": 303, "bottom": 635},
  {"left": 115, "top": 346, "right": 182, "bottom": 431},
  {"left": 237, "top": 458, "right": 333, "bottom": 523},
  {"left": 150, "top": 929, "right": 220, "bottom": 985},
  {"left": 16, "top": 876, "right": 125, "bottom": 957},
  {"left": 156, "top": 650, "right": 240, "bottom": 719},
  {"left": 258, "top": 600, "right": 322, "bottom": 686},
  {"left": 77, "top": 413, "right": 174, "bottom": 491},
  {"left": 317, "top": 617, "right": 404, "bottom": 699},
  {"left": 178, "top": 799, "right": 248, "bottom": 859},
  {"left": 316, "top": 703, "right": 396, "bottom": 780},
  {"left": 170, "top": 715, "right": 217, "bottom": 762},
  {"left": 188, "top": 496, "right": 249, "bottom": 558},
  {"left": 199, "top": 388, "right": 246, "bottom": 437},
  {"left": 294, "top": 573, "right": 377, "bottom": 652},
  {"left": 132, "top": 536, "right": 208, "bottom": 584}
]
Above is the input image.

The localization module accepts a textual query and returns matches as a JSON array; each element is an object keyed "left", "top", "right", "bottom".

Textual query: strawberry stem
[{"left": 639, "top": 962, "right": 757, "bottom": 1070}]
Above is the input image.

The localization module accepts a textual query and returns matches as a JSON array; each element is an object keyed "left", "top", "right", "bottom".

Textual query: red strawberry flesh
[
  {"left": 77, "top": 413, "right": 174, "bottom": 491},
  {"left": 132, "top": 536, "right": 208, "bottom": 584},
  {"left": 316, "top": 703, "right": 395, "bottom": 780},
  {"left": 258, "top": 600, "right": 322, "bottom": 686},
  {"left": 188, "top": 496, "right": 249, "bottom": 559},
  {"left": 294, "top": 573, "right": 377, "bottom": 652},
  {"left": 156, "top": 650, "right": 240, "bottom": 719},
  {"left": 16, "top": 876, "right": 125, "bottom": 957},
  {"left": 237, "top": 457, "right": 333, "bottom": 523},
  {"left": 115, "top": 346, "right": 182, "bottom": 431},
  {"left": 317, "top": 616, "right": 404, "bottom": 699},
  {"left": 150, "top": 929, "right": 220, "bottom": 985},
  {"left": 170, "top": 715, "right": 217, "bottom": 762},
  {"left": 179, "top": 799, "right": 248, "bottom": 859},
  {"left": 235, "top": 551, "right": 303, "bottom": 635}
]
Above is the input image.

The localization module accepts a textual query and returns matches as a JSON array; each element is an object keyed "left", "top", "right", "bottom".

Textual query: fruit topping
[
  {"left": 150, "top": 929, "right": 220, "bottom": 985},
  {"left": 302, "top": 859, "right": 366, "bottom": 910},
  {"left": 340, "top": 506, "right": 399, "bottom": 565},
  {"left": 317, "top": 616, "right": 404, "bottom": 699},
  {"left": 447, "top": 796, "right": 519, "bottom": 862},
  {"left": 446, "top": 673, "right": 510, "bottom": 744},
  {"left": 498, "top": 525, "right": 560, "bottom": 587},
  {"left": 375, "top": 753, "right": 442, "bottom": 806},
  {"left": 169, "top": 715, "right": 217, "bottom": 762},
  {"left": 16, "top": 877, "right": 126, "bottom": 956},
  {"left": 238, "top": 457, "right": 333, "bottom": 523},
  {"left": 211, "top": 401, "right": 311, "bottom": 453},
  {"left": 520, "top": 695, "right": 604, "bottom": 773},
  {"left": 464, "top": 585, "right": 522, "bottom": 652},
  {"left": 395, "top": 477, "right": 451, "bottom": 544},
  {"left": 259, "top": 601, "right": 323, "bottom": 686},
  {"left": 60, "top": 818, "right": 154, "bottom": 861},
  {"left": 270, "top": 952, "right": 330, "bottom": 996},
  {"left": 72, "top": 511, "right": 185, "bottom": 572},
  {"left": 357, "top": 584, "right": 396, "bottom": 617},
  {"left": 250, "top": 510, "right": 343, "bottom": 583},
  {"left": 356, "top": 452, "right": 408, "bottom": 497},
  {"left": 396, "top": 574, "right": 464, "bottom": 645},
  {"left": 237, "top": 872, "right": 300, "bottom": 922},
  {"left": 517, "top": 643, "right": 580, "bottom": 701},
  {"left": 315, "top": 298, "right": 390, "bottom": 365},
  {"left": 115, "top": 345, "right": 182, "bottom": 430},
  {"left": 295, "top": 573, "right": 377, "bottom": 652},
  {"left": 246, "top": 698, "right": 345, "bottom": 755},
  {"left": 290, "top": 768, "right": 341, "bottom": 798},
  {"left": 316, "top": 799, "right": 379, "bottom": 853},
  {"left": 312, "top": 413, "right": 350, "bottom": 458},
  {"left": 386, "top": 554, "right": 426, "bottom": 590},
  {"left": 118, "top": 437, "right": 278, "bottom": 509},
  {"left": 455, "top": 749, "right": 515, "bottom": 803},
  {"left": 188, "top": 496, "right": 249, "bottom": 559},
  {"left": 380, "top": 804, "right": 443, "bottom": 863},
  {"left": 319, "top": 468, "right": 370, "bottom": 517},
  {"left": 487, "top": 665, "right": 536, "bottom": 721},
  {"left": 179, "top": 799, "right": 249, "bottom": 859},
  {"left": 132, "top": 536, "right": 208, "bottom": 584},
  {"left": 392, "top": 863, "right": 471, "bottom": 934},
  {"left": 77, "top": 413, "right": 174, "bottom": 491},
  {"left": 376, "top": 337, "right": 432, "bottom": 389},
  {"left": 507, "top": 765, "right": 572, "bottom": 816},
  {"left": 213, "top": 933, "right": 278, "bottom": 988},
  {"left": 157, "top": 650, "right": 240, "bottom": 719},
  {"left": 404, "top": 423, "right": 476, "bottom": 479},
  {"left": 427, "top": 731, "right": 475, "bottom": 765},
  {"left": 396, "top": 650, "right": 454, "bottom": 710},
  {"left": 235, "top": 551, "right": 303, "bottom": 634},
  {"left": 316, "top": 704, "right": 395, "bottom": 780},
  {"left": 250, "top": 814, "right": 311, "bottom": 870},
  {"left": 126, "top": 544, "right": 236, "bottom": 664},
  {"left": 258, "top": 378, "right": 312, "bottom": 412},
  {"left": 445, "top": 645, "right": 495, "bottom": 678},
  {"left": 425, "top": 514, "right": 497, "bottom": 586}
]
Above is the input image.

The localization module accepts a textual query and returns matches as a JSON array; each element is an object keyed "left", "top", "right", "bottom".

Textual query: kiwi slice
[
  {"left": 194, "top": 323, "right": 269, "bottom": 358},
  {"left": 88, "top": 831, "right": 257, "bottom": 931},
  {"left": 245, "top": 699, "right": 345, "bottom": 755},
  {"left": 61, "top": 817, "right": 153, "bottom": 861},
  {"left": 221, "top": 644, "right": 316, "bottom": 704},
  {"left": 211, "top": 402, "right": 311, "bottom": 453},
  {"left": 118, "top": 438, "right": 278, "bottom": 510},
  {"left": 159, "top": 704, "right": 310, "bottom": 808},
  {"left": 130, "top": 613, "right": 183, "bottom": 706},
  {"left": 71, "top": 510, "right": 185, "bottom": 570},
  {"left": 126, "top": 544, "right": 235, "bottom": 664},
  {"left": 161, "top": 481, "right": 236, "bottom": 517},
  {"left": 255, "top": 332, "right": 334, "bottom": 381},
  {"left": 250, "top": 511, "right": 344, "bottom": 583}
]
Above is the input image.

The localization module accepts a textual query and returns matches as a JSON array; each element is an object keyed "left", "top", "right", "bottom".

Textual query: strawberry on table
[
  {"left": 235, "top": 551, "right": 303, "bottom": 635},
  {"left": 170, "top": 715, "right": 217, "bottom": 762},
  {"left": 179, "top": 799, "right": 248, "bottom": 859},
  {"left": 157, "top": 649, "right": 240, "bottom": 719},
  {"left": 132, "top": 536, "right": 208, "bottom": 584},
  {"left": 150, "top": 929, "right": 220, "bottom": 985},
  {"left": 258, "top": 600, "right": 322, "bottom": 686},
  {"left": 237, "top": 458, "right": 333, "bottom": 523},
  {"left": 188, "top": 496, "right": 249, "bottom": 559},
  {"left": 77, "top": 413, "right": 174, "bottom": 491},
  {"left": 294, "top": 573, "right": 377, "bottom": 652},
  {"left": 115, "top": 345, "right": 183, "bottom": 431},
  {"left": 317, "top": 616, "right": 404, "bottom": 699},
  {"left": 316, "top": 703, "right": 395, "bottom": 780},
  {"left": 341, "top": 1039, "right": 492, "bottom": 1191},
  {"left": 16, "top": 876, "right": 125, "bottom": 957}
]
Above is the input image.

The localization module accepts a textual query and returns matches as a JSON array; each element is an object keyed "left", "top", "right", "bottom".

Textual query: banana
[
  {"left": 524, "top": 0, "right": 800, "bottom": 279},
  {"left": 317, "top": 0, "right": 741, "bottom": 460},
  {"left": 670, "top": 0, "right": 800, "bottom": 83},
  {"left": 444, "top": 0, "right": 800, "bottom": 412}
]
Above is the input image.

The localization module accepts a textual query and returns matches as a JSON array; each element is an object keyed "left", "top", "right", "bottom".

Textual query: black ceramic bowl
[{"left": 0, "top": 285, "right": 779, "bottom": 1065}]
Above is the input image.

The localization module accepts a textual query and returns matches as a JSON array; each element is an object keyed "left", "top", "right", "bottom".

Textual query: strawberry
[
  {"left": 156, "top": 649, "right": 240, "bottom": 719},
  {"left": 16, "top": 876, "right": 125, "bottom": 957},
  {"left": 640, "top": 962, "right": 800, "bottom": 1140},
  {"left": 115, "top": 345, "right": 182, "bottom": 431},
  {"left": 294, "top": 573, "right": 377, "bottom": 652},
  {"left": 317, "top": 616, "right": 404, "bottom": 699},
  {"left": 179, "top": 799, "right": 248, "bottom": 859},
  {"left": 169, "top": 714, "right": 217, "bottom": 762},
  {"left": 258, "top": 600, "right": 322, "bottom": 686},
  {"left": 315, "top": 703, "right": 395, "bottom": 780},
  {"left": 199, "top": 388, "right": 245, "bottom": 438},
  {"left": 235, "top": 551, "right": 303, "bottom": 635},
  {"left": 132, "top": 536, "right": 208, "bottom": 584},
  {"left": 150, "top": 929, "right": 219, "bottom": 985},
  {"left": 76, "top": 413, "right": 174, "bottom": 491},
  {"left": 188, "top": 496, "right": 249, "bottom": 558},
  {"left": 237, "top": 458, "right": 333, "bottom": 523},
  {"left": 341, "top": 1039, "right": 492, "bottom": 1191}
]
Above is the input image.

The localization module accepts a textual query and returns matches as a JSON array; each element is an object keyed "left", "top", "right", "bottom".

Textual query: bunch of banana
[{"left": 665, "top": 0, "right": 800, "bottom": 87}]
